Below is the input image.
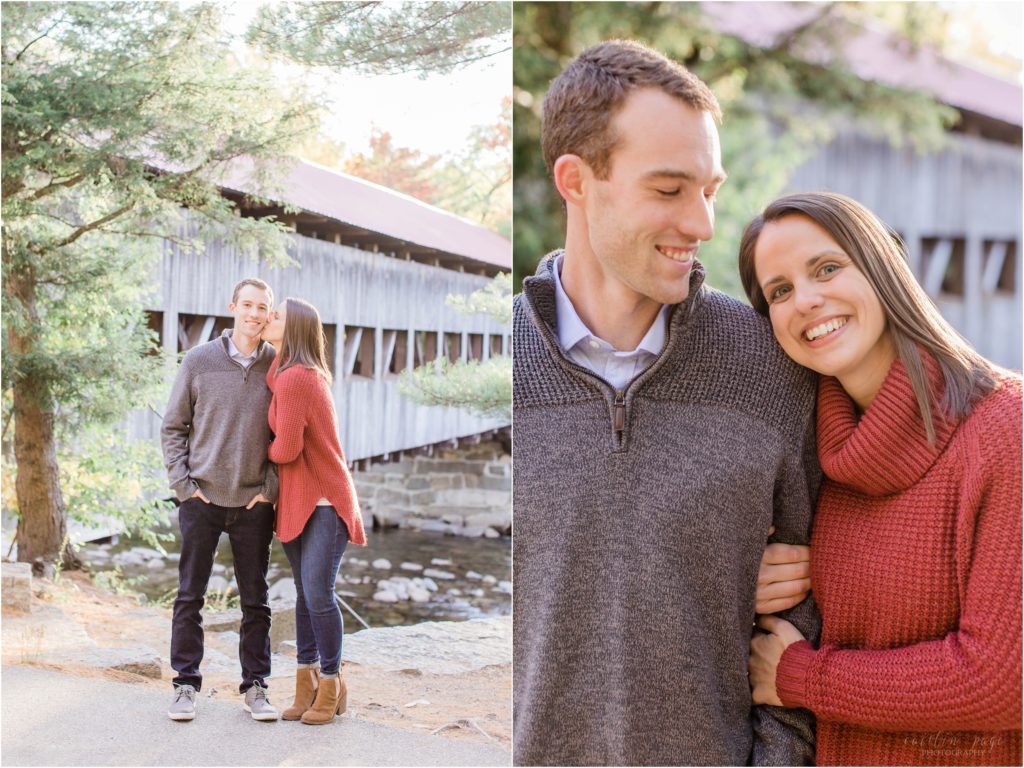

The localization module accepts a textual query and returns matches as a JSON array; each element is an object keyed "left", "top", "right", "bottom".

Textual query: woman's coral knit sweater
[
  {"left": 266, "top": 357, "right": 366, "bottom": 545},
  {"left": 776, "top": 356, "right": 1022, "bottom": 766}
]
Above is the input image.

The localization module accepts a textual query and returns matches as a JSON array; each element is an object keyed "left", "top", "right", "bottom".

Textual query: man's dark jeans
[{"left": 170, "top": 497, "right": 274, "bottom": 693}]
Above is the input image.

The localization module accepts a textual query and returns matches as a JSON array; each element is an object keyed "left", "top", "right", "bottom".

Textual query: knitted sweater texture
[
  {"left": 161, "top": 331, "right": 279, "bottom": 507},
  {"left": 776, "top": 356, "right": 1023, "bottom": 766},
  {"left": 513, "top": 254, "right": 822, "bottom": 766},
  {"left": 267, "top": 357, "right": 366, "bottom": 546}
]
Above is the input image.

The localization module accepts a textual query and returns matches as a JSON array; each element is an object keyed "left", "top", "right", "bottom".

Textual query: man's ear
[{"left": 553, "top": 154, "right": 591, "bottom": 208}]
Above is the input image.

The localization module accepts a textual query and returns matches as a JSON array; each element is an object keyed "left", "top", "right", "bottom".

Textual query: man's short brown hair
[
  {"left": 231, "top": 277, "right": 273, "bottom": 306},
  {"left": 541, "top": 39, "right": 722, "bottom": 179}
]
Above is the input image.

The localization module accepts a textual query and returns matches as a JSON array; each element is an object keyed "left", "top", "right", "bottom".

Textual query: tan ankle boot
[
  {"left": 300, "top": 670, "right": 347, "bottom": 724},
  {"left": 283, "top": 665, "right": 319, "bottom": 721}
]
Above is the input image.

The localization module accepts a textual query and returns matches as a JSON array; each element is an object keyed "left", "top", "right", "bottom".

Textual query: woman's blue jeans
[{"left": 281, "top": 506, "right": 349, "bottom": 675}]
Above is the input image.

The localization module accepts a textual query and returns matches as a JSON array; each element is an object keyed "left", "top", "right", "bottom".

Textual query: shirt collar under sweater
[
  {"left": 817, "top": 352, "right": 956, "bottom": 496},
  {"left": 523, "top": 251, "right": 707, "bottom": 387}
]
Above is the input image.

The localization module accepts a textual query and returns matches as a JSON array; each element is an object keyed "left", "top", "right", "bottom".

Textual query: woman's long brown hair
[{"left": 275, "top": 297, "right": 333, "bottom": 385}]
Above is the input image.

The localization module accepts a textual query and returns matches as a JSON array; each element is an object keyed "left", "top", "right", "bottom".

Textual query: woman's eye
[
  {"left": 768, "top": 285, "right": 791, "bottom": 302},
  {"left": 656, "top": 188, "right": 680, "bottom": 197},
  {"left": 818, "top": 263, "right": 840, "bottom": 277}
]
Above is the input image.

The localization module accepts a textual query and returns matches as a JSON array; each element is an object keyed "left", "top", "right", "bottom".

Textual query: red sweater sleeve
[
  {"left": 777, "top": 416, "right": 1023, "bottom": 732},
  {"left": 268, "top": 368, "right": 315, "bottom": 465}
]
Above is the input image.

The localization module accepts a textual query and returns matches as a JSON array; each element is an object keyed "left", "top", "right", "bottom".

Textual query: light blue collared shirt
[
  {"left": 226, "top": 333, "right": 257, "bottom": 370},
  {"left": 552, "top": 254, "right": 669, "bottom": 392}
]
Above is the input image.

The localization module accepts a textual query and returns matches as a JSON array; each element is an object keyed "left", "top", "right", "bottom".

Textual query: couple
[
  {"left": 513, "top": 40, "right": 1021, "bottom": 765},
  {"left": 160, "top": 280, "right": 366, "bottom": 725}
]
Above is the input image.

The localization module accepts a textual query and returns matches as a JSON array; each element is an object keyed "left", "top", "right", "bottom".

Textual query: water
[{"left": 81, "top": 526, "right": 511, "bottom": 629}]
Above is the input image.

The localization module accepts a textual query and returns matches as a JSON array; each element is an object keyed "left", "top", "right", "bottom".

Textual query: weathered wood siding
[
  {"left": 133, "top": 223, "right": 510, "bottom": 461},
  {"left": 786, "top": 131, "right": 1022, "bottom": 369}
]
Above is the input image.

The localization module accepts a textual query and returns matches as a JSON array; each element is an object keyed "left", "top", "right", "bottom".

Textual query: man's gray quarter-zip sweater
[
  {"left": 162, "top": 330, "right": 278, "bottom": 508},
  {"left": 513, "top": 253, "right": 822, "bottom": 766}
]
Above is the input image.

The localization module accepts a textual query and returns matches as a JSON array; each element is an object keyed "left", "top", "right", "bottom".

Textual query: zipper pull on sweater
[{"left": 613, "top": 390, "right": 626, "bottom": 438}]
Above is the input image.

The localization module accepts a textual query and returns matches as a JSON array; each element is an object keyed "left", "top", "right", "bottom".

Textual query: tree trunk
[{"left": 7, "top": 265, "right": 80, "bottom": 575}]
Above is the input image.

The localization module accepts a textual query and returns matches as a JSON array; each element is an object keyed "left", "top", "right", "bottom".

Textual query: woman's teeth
[{"left": 805, "top": 317, "right": 847, "bottom": 341}]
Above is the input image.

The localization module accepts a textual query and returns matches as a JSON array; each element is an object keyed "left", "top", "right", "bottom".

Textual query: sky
[
  {"left": 223, "top": 1, "right": 511, "bottom": 158},
  {"left": 941, "top": 1, "right": 1022, "bottom": 79},
  {"left": 313, "top": 51, "right": 511, "bottom": 157}
]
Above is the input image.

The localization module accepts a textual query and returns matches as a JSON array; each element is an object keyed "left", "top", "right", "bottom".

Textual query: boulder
[
  {"left": 422, "top": 568, "right": 455, "bottom": 581},
  {"left": 371, "top": 558, "right": 392, "bottom": 570},
  {"left": 2, "top": 562, "right": 32, "bottom": 612},
  {"left": 269, "top": 599, "right": 296, "bottom": 648},
  {"left": 204, "top": 609, "right": 243, "bottom": 633},
  {"left": 268, "top": 578, "right": 297, "bottom": 602},
  {"left": 408, "top": 586, "right": 431, "bottom": 603}
]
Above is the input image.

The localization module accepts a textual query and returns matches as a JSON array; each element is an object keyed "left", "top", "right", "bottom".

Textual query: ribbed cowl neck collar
[{"left": 817, "top": 352, "right": 957, "bottom": 496}]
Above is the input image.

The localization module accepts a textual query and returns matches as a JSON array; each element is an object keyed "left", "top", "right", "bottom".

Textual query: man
[
  {"left": 513, "top": 40, "right": 821, "bottom": 765},
  {"left": 162, "top": 277, "right": 280, "bottom": 722}
]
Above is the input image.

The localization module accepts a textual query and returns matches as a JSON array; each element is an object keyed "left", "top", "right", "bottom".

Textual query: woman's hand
[
  {"left": 749, "top": 615, "right": 806, "bottom": 706},
  {"left": 757, "top": 527, "right": 812, "bottom": 613}
]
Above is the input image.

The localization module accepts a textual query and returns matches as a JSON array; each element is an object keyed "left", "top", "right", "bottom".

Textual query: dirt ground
[{"left": 3, "top": 571, "right": 511, "bottom": 749}]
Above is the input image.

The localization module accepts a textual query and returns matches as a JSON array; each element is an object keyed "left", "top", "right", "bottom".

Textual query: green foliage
[
  {"left": 400, "top": 356, "right": 512, "bottom": 420},
  {"left": 150, "top": 585, "right": 238, "bottom": 611},
  {"left": 93, "top": 565, "right": 145, "bottom": 598},
  {"left": 1, "top": 2, "right": 319, "bottom": 564},
  {"left": 399, "top": 274, "right": 511, "bottom": 420},
  {"left": 58, "top": 426, "right": 176, "bottom": 551},
  {"left": 248, "top": 1, "right": 511, "bottom": 77},
  {"left": 511, "top": 1, "right": 958, "bottom": 296},
  {"left": 446, "top": 272, "right": 512, "bottom": 325}
]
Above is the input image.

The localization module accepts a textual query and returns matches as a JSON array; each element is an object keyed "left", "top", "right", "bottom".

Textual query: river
[{"left": 79, "top": 526, "right": 511, "bottom": 629}]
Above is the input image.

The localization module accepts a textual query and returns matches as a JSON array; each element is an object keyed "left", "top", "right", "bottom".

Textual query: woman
[
  {"left": 263, "top": 297, "right": 367, "bottom": 725},
  {"left": 739, "top": 192, "right": 1021, "bottom": 765}
]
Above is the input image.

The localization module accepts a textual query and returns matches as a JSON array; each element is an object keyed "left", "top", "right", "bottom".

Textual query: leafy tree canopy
[
  {"left": 400, "top": 273, "right": 511, "bottom": 420},
  {"left": 247, "top": 1, "right": 511, "bottom": 77},
  {"left": 1, "top": 1, "right": 320, "bottom": 568}
]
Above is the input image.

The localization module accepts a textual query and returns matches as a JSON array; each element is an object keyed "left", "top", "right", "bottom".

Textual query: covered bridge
[{"left": 134, "top": 158, "right": 511, "bottom": 464}]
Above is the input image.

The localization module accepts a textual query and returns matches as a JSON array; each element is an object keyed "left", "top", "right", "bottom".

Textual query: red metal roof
[
  {"left": 701, "top": 1, "right": 1022, "bottom": 127},
  {"left": 217, "top": 156, "right": 512, "bottom": 270}
]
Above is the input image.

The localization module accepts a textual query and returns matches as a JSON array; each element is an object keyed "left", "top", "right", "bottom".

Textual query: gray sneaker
[
  {"left": 243, "top": 682, "right": 279, "bottom": 721},
  {"left": 168, "top": 684, "right": 196, "bottom": 721}
]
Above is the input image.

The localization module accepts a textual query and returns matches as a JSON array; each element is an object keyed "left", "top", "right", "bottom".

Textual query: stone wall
[{"left": 354, "top": 442, "right": 511, "bottom": 537}]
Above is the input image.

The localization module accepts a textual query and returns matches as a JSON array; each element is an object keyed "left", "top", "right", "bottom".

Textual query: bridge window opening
[
  {"left": 414, "top": 331, "right": 438, "bottom": 367},
  {"left": 343, "top": 325, "right": 375, "bottom": 379},
  {"left": 920, "top": 237, "right": 966, "bottom": 297},
  {"left": 468, "top": 333, "right": 484, "bottom": 361},
  {"left": 384, "top": 329, "right": 408, "bottom": 376},
  {"left": 322, "top": 323, "right": 337, "bottom": 376},
  {"left": 145, "top": 311, "right": 164, "bottom": 354},
  {"left": 177, "top": 314, "right": 233, "bottom": 353},
  {"left": 983, "top": 239, "right": 1018, "bottom": 295},
  {"left": 444, "top": 332, "right": 462, "bottom": 364},
  {"left": 490, "top": 334, "right": 502, "bottom": 358}
]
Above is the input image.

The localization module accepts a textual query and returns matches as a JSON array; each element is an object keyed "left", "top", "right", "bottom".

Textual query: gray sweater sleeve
[
  {"left": 751, "top": 408, "right": 822, "bottom": 766},
  {"left": 160, "top": 357, "right": 199, "bottom": 503},
  {"left": 262, "top": 462, "right": 279, "bottom": 504}
]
